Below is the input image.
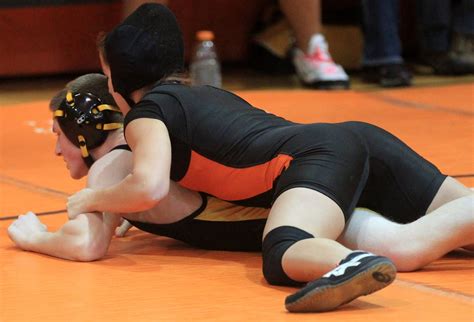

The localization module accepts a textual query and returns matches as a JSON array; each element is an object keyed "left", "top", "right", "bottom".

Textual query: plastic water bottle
[{"left": 190, "top": 30, "right": 222, "bottom": 87}]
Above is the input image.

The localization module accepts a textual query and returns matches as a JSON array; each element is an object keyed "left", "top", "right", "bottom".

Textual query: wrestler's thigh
[
  {"left": 427, "top": 176, "right": 473, "bottom": 213},
  {"left": 341, "top": 121, "right": 446, "bottom": 222},
  {"left": 263, "top": 187, "right": 346, "bottom": 240}
]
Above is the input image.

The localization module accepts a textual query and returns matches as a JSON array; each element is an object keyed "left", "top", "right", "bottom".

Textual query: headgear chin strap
[{"left": 54, "top": 91, "right": 123, "bottom": 168}]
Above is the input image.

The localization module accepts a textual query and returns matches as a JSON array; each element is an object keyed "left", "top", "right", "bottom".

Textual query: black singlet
[{"left": 124, "top": 84, "right": 446, "bottom": 222}]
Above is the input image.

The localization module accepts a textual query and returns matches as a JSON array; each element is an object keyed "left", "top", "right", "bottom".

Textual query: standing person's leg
[
  {"left": 362, "top": 0, "right": 402, "bottom": 65},
  {"left": 452, "top": 0, "right": 474, "bottom": 37},
  {"left": 416, "top": 0, "right": 451, "bottom": 54},
  {"left": 279, "top": 0, "right": 321, "bottom": 51},
  {"left": 279, "top": 0, "right": 350, "bottom": 89},
  {"left": 361, "top": 0, "right": 412, "bottom": 87},
  {"left": 416, "top": 0, "right": 458, "bottom": 74},
  {"left": 451, "top": 0, "right": 474, "bottom": 72},
  {"left": 417, "top": 0, "right": 474, "bottom": 74}
]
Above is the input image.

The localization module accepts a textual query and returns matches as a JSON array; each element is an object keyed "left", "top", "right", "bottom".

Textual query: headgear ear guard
[{"left": 54, "top": 91, "right": 123, "bottom": 168}]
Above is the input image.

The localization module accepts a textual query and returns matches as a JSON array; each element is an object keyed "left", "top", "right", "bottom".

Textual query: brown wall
[
  {"left": 168, "top": 0, "right": 268, "bottom": 63},
  {"left": 0, "top": 1, "right": 268, "bottom": 77},
  {"left": 0, "top": 3, "right": 122, "bottom": 77}
]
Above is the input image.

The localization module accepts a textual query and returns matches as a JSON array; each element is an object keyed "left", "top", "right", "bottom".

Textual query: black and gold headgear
[{"left": 54, "top": 91, "right": 122, "bottom": 167}]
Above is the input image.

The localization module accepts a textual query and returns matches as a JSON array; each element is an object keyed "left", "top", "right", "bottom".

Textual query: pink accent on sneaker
[
  {"left": 306, "top": 48, "right": 334, "bottom": 64},
  {"left": 323, "top": 64, "right": 338, "bottom": 74},
  {"left": 292, "top": 34, "right": 350, "bottom": 87}
]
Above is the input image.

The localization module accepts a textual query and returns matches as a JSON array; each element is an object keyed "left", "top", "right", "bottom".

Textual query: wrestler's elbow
[
  {"left": 72, "top": 228, "right": 109, "bottom": 261},
  {"left": 74, "top": 237, "right": 108, "bottom": 262},
  {"left": 138, "top": 175, "right": 170, "bottom": 209}
]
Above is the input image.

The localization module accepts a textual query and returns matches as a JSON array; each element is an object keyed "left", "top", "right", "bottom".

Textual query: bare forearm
[
  {"left": 23, "top": 214, "right": 113, "bottom": 261},
  {"left": 91, "top": 172, "right": 169, "bottom": 214},
  {"left": 93, "top": 117, "right": 172, "bottom": 214},
  {"left": 26, "top": 230, "right": 89, "bottom": 261},
  {"left": 67, "top": 118, "right": 172, "bottom": 217}
]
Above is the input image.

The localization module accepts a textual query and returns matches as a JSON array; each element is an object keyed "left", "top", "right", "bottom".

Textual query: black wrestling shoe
[{"left": 285, "top": 251, "right": 396, "bottom": 312}]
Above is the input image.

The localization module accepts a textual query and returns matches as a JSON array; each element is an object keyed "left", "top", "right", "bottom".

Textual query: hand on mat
[
  {"left": 115, "top": 219, "right": 133, "bottom": 237},
  {"left": 8, "top": 212, "right": 47, "bottom": 250},
  {"left": 67, "top": 188, "right": 95, "bottom": 219}
]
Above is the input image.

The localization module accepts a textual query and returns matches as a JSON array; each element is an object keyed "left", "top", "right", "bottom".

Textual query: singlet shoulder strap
[{"left": 109, "top": 144, "right": 131, "bottom": 152}]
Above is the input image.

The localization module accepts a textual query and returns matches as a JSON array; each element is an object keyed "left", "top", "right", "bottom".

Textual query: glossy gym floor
[{"left": 0, "top": 71, "right": 473, "bottom": 321}]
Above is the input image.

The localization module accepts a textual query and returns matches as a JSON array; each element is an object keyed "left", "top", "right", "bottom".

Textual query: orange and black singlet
[
  {"left": 124, "top": 84, "right": 446, "bottom": 221},
  {"left": 124, "top": 84, "right": 300, "bottom": 207}
]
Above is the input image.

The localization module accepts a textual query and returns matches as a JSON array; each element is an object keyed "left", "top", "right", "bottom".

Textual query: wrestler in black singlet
[
  {"left": 124, "top": 84, "right": 446, "bottom": 226},
  {"left": 111, "top": 145, "right": 267, "bottom": 251}
]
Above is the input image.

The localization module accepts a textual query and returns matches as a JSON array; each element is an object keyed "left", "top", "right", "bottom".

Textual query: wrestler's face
[
  {"left": 99, "top": 53, "right": 131, "bottom": 115},
  {"left": 52, "top": 119, "right": 89, "bottom": 180}
]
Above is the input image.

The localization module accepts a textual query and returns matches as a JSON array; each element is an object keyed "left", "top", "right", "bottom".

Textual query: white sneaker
[{"left": 293, "top": 34, "right": 350, "bottom": 89}]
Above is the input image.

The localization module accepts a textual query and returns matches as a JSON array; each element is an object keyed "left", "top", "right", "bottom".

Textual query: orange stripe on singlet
[{"left": 178, "top": 151, "right": 293, "bottom": 201}]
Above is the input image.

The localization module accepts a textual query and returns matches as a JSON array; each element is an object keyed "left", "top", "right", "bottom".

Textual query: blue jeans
[
  {"left": 362, "top": 0, "right": 474, "bottom": 65},
  {"left": 417, "top": 0, "right": 474, "bottom": 53},
  {"left": 453, "top": 0, "right": 474, "bottom": 34},
  {"left": 361, "top": 0, "right": 403, "bottom": 66}
]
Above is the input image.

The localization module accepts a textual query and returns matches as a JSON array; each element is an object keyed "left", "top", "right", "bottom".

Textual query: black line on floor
[
  {"left": 0, "top": 174, "right": 68, "bottom": 198},
  {"left": 0, "top": 209, "right": 67, "bottom": 221},
  {"left": 396, "top": 278, "right": 474, "bottom": 304},
  {"left": 366, "top": 92, "right": 474, "bottom": 116}
]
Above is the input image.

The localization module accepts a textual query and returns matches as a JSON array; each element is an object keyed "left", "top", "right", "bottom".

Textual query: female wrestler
[{"left": 66, "top": 4, "right": 473, "bottom": 312}]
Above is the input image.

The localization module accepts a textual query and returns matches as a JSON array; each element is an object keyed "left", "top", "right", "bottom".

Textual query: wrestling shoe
[
  {"left": 285, "top": 251, "right": 396, "bottom": 312},
  {"left": 292, "top": 34, "right": 350, "bottom": 89}
]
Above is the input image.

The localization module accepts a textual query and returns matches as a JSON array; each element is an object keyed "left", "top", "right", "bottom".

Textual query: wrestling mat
[{"left": 0, "top": 84, "right": 473, "bottom": 321}]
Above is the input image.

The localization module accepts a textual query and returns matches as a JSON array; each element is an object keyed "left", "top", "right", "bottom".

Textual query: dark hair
[
  {"left": 97, "top": 30, "right": 189, "bottom": 87},
  {"left": 96, "top": 31, "right": 107, "bottom": 63},
  {"left": 50, "top": 88, "right": 68, "bottom": 112},
  {"left": 102, "top": 3, "right": 185, "bottom": 100}
]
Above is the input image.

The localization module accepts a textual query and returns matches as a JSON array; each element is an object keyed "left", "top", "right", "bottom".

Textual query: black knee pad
[{"left": 262, "top": 226, "right": 314, "bottom": 286}]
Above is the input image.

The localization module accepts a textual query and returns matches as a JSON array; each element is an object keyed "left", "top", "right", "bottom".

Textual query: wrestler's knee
[
  {"left": 383, "top": 245, "right": 426, "bottom": 272},
  {"left": 261, "top": 226, "right": 314, "bottom": 286}
]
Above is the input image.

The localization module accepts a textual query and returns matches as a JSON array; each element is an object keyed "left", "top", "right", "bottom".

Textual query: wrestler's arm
[
  {"left": 8, "top": 211, "right": 121, "bottom": 261},
  {"left": 68, "top": 118, "right": 171, "bottom": 216},
  {"left": 7, "top": 151, "right": 130, "bottom": 261}
]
